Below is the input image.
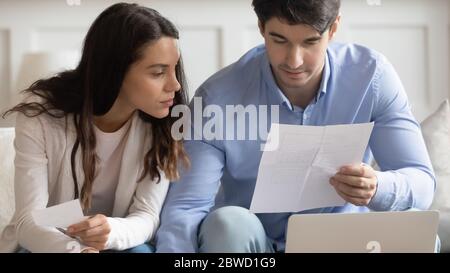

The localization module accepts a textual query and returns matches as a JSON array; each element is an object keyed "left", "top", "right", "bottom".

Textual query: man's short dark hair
[{"left": 252, "top": 0, "right": 341, "bottom": 34}]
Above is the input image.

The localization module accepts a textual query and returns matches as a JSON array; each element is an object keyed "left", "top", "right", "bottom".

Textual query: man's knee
[
  {"left": 202, "top": 206, "right": 260, "bottom": 231},
  {"left": 198, "top": 206, "right": 269, "bottom": 253}
]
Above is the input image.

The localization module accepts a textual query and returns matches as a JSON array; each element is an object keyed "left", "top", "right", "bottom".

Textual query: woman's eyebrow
[{"left": 146, "top": 64, "right": 169, "bottom": 69}]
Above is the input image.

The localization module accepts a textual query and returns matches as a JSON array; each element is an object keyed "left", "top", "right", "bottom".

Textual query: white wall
[
  {"left": 338, "top": 0, "right": 450, "bottom": 122},
  {"left": 0, "top": 0, "right": 449, "bottom": 126}
]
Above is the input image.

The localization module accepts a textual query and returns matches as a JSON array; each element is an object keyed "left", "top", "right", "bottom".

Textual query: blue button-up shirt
[{"left": 156, "top": 43, "right": 435, "bottom": 252}]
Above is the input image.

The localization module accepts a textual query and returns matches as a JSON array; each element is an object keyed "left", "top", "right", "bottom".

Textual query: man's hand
[
  {"left": 67, "top": 214, "right": 111, "bottom": 251},
  {"left": 330, "top": 163, "right": 378, "bottom": 206}
]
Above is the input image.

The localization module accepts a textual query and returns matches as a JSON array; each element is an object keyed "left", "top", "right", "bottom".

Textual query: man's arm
[
  {"left": 155, "top": 121, "right": 225, "bottom": 252},
  {"left": 367, "top": 59, "right": 436, "bottom": 211},
  {"left": 156, "top": 85, "right": 227, "bottom": 253}
]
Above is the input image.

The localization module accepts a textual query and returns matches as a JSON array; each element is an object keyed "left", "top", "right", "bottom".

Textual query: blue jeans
[
  {"left": 198, "top": 206, "right": 441, "bottom": 253},
  {"left": 17, "top": 243, "right": 155, "bottom": 253},
  {"left": 198, "top": 206, "right": 274, "bottom": 253}
]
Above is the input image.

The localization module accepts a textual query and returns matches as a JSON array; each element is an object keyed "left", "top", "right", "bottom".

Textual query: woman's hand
[
  {"left": 67, "top": 214, "right": 111, "bottom": 251},
  {"left": 81, "top": 248, "right": 100, "bottom": 253}
]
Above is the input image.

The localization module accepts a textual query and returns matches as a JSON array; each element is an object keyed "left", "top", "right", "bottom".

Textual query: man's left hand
[{"left": 330, "top": 163, "right": 378, "bottom": 206}]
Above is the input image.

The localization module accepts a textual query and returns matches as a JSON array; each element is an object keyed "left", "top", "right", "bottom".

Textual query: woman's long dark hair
[{"left": 3, "top": 3, "right": 190, "bottom": 210}]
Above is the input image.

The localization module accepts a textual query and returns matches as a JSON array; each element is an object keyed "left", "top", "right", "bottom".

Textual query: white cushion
[
  {"left": 421, "top": 99, "right": 450, "bottom": 252},
  {"left": 0, "top": 128, "right": 15, "bottom": 234}
]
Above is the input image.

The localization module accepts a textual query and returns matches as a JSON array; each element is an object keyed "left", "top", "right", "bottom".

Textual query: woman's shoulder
[{"left": 15, "top": 111, "right": 72, "bottom": 138}]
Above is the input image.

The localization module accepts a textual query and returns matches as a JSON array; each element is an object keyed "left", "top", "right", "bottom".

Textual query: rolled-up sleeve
[{"left": 368, "top": 60, "right": 436, "bottom": 211}]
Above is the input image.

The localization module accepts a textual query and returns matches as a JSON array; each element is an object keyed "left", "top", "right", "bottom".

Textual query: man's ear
[
  {"left": 328, "top": 15, "right": 341, "bottom": 40},
  {"left": 258, "top": 20, "right": 265, "bottom": 37}
]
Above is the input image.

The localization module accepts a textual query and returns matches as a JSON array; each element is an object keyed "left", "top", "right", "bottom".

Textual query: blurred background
[{"left": 0, "top": 0, "right": 449, "bottom": 126}]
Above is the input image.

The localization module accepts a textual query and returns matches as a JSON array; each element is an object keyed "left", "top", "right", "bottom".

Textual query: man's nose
[{"left": 285, "top": 46, "right": 304, "bottom": 70}]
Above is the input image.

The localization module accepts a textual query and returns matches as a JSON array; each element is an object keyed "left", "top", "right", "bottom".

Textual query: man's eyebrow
[
  {"left": 303, "top": 36, "right": 322, "bottom": 43},
  {"left": 268, "top": 32, "right": 287, "bottom": 40},
  {"left": 268, "top": 31, "right": 322, "bottom": 43}
]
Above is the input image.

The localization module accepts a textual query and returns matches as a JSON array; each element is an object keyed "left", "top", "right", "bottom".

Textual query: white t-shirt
[{"left": 89, "top": 119, "right": 132, "bottom": 216}]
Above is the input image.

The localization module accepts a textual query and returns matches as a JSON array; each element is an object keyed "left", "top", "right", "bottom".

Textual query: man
[{"left": 156, "top": 0, "right": 435, "bottom": 253}]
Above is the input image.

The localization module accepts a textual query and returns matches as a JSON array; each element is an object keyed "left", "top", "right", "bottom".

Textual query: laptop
[{"left": 285, "top": 210, "right": 439, "bottom": 253}]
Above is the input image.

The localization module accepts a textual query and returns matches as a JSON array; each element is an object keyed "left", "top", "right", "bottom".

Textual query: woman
[{"left": 0, "top": 3, "right": 189, "bottom": 253}]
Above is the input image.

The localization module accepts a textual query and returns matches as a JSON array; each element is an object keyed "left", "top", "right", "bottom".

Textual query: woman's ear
[{"left": 328, "top": 15, "right": 341, "bottom": 40}]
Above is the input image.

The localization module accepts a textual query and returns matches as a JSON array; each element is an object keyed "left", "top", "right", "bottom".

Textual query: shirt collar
[
  {"left": 261, "top": 51, "right": 286, "bottom": 107},
  {"left": 317, "top": 50, "right": 330, "bottom": 101}
]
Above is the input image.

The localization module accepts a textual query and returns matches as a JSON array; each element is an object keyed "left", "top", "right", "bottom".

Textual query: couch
[
  {"left": 0, "top": 128, "right": 15, "bottom": 234},
  {"left": 422, "top": 99, "right": 450, "bottom": 252},
  {"left": 0, "top": 100, "right": 449, "bottom": 252}
]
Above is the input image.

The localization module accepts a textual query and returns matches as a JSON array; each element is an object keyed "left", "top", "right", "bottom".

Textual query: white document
[
  {"left": 250, "top": 122, "right": 374, "bottom": 213},
  {"left": 32, "top": 199, "right": 86, "bottom": 228}
]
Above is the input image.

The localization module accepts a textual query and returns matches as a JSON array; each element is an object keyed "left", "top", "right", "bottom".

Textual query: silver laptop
[{"left": 285, "top": 210, "right": 439, "bottom": 253}]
